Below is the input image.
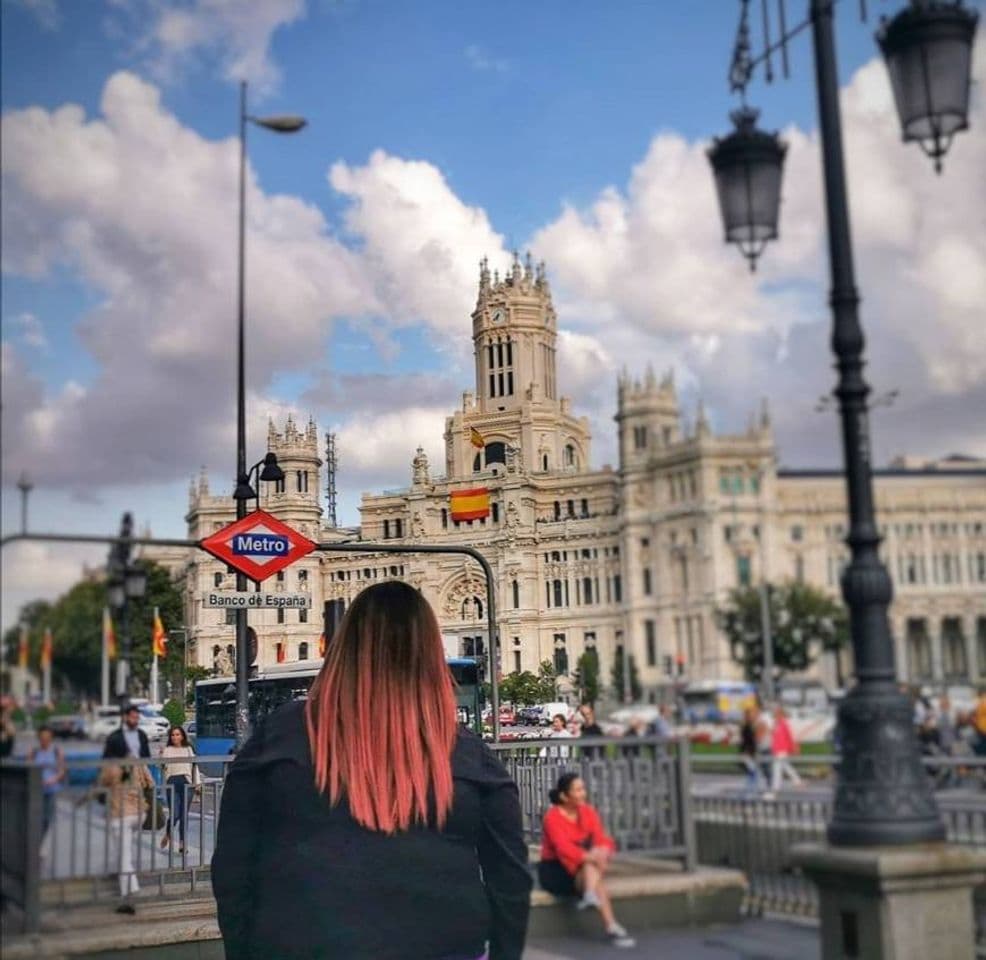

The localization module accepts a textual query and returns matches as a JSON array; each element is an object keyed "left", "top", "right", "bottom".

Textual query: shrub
[{"left": 161, "top": 698, "right": 186, "bottom": 728}]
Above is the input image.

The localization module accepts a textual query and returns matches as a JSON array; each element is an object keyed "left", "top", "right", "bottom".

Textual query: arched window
[
  {"left": 461, "top": 596, "right": 483, "bottom": 620},
  {"left": 473, "top": 453, "right": 481, "bottom": 472},
  {"left": 484, "top": 442, "right": 506, "bottom": 468},
  {"left": 298, "top": 642, "right": 309, "bottom": 661},
  {"left": 512, "top": 580, "right": 520, "bottom": 608},
  {"left": 564, "top": 444, "right": 577, "bottom": 468},
  {"left": 552, "top": 579, "right": 563, "bottom": 607},
  {"left": 582, "top": 577, "right": 593, "bottom": 604},
  {"left": 542, "top": 453, "right": 549, "bottom": 471}
]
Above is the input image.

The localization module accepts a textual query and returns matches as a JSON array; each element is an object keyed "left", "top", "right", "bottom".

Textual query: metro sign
[{"left": 200, "top": 509, "right": 316, "bottom": 583}]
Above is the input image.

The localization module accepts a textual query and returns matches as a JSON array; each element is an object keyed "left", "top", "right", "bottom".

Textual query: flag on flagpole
[
  {"left": 40, "top": 627, "right": 53, "bottom": 670},
  {"left": 469, "top": 426, "right": 485, "bottom": 449},
  {"left": 450, "top": 487, "right": 491, "bottom": 521},
  {"left": 152, "top": 610, "right": 168, "bottom": 658},
  {"left": 103, "top": 608, "right": 117, "bottom": 660},
  {"left": 18, "top": 625, "right": 29, "bottom": 669}
]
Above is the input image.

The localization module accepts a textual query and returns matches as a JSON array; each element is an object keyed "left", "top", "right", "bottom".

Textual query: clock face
[{"left": 491, "top": 308, "right": 505, "bottom": 324}]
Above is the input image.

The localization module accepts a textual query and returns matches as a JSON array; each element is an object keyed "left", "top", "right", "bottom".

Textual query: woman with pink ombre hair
[{"left": 213, "top": 581, "right": 531, "bottom": 960}]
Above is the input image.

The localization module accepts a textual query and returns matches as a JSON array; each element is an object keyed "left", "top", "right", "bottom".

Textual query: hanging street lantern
[
  {"left": 707, "top": 107, "right": 787, "bottom": 271},
  {"left": 877, "top": 0, "right": 979, "bottom": 173}
]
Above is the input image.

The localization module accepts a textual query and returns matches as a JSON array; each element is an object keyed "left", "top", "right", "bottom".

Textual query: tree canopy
[
  {"left": 718, "top": 581, "right": 849, "bottom": 685},
  {"left": 572, "top": 648, "right": 601, "bottom": 706},
  {"left": 610, "top": 647, "right": 642, "bottom": 703},
  {"left": 3, "top": 560, "right": 185, "bottom": 698},
  {"left": 497, "top": 660, "right": 559, "bottom": 706}
]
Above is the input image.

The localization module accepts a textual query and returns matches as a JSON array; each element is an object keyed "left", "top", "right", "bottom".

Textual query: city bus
[
  {"left": 194, "top": 658, "right": 484, "bottom": 759},
  {"left": 680, "top": 680, "right": 757, "bottom": 724}
]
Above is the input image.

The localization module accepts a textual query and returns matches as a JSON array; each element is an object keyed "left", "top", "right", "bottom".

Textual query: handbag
[{"left": 141, "top": 786, "right": 167, "bottom": 831}]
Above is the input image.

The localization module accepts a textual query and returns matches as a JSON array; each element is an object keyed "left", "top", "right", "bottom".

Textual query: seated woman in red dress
[{"left": 538, "top": 773, "right": 635, "bottom": 948}]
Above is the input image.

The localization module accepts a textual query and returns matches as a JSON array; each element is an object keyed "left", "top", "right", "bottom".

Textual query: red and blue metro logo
[{"left": 199, "top": 509, "right": 316, "bottom": 583}]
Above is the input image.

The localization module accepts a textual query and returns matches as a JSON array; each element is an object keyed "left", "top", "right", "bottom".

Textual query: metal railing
[
  {"left": 490, "top": 736, "right": 695, "bottom": 869},
  {"left": 691, "top": 755, "right": 986, "bottom": 955}
]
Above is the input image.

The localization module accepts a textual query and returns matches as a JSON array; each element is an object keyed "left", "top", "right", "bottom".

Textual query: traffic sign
[{"left": 200, "top": 509, "right": 316, "bottom": 583}]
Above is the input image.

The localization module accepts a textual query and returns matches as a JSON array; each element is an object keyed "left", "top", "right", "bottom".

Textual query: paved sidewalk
[{"left": 524, "top": 919, "right": 819, "bottom": 959}]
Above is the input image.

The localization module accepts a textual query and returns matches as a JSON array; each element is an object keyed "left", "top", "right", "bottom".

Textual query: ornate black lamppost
[
  {"left": 106, "top": 512, "right": 147, "bottom": 712},
  {"left": 708, "top": 0, "right": 976, "bottom": 846},
  {"left": 232, "top": 82, "right": 306, "bottom": 747}
]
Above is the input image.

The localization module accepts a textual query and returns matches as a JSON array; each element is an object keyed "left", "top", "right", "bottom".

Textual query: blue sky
[{"left": 2, "top": 0, "right": 984, "bottom": 626}]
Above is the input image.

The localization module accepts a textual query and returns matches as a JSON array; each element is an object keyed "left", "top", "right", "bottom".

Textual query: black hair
[
  {"left": 38, "top": 724, "right": 53, "bottom": 735},
  {"left": 123, "top": 703, "right": 140, "bottom": 714},
  {"left": 548, "top": 772, "right": 581, "bottom": 805}
]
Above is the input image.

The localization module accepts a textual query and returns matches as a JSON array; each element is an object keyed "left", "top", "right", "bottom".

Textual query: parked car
[
  {"left": 498, "top": 706, "right": 516, "bottom": 726},
  {"left": 537, "top": 702, "right": 574, "bottom": 726},
  {"left": 515, "top": 706, "right": 543, "bottom": 726},
  {"left": 88, "top": 706, "right": 121, "bottom": 742},
  {"left": 47, "top": 714, "right": 87, "bottom": 739},
  {"left": 138, "top": 706, "right": 171, "bottom": 741},
  {"left": 87, "top": 705, "right": 170, "bottom": 743}
]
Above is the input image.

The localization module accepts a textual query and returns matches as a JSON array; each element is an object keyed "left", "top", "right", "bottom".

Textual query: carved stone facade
[{"left": 156, "top": 259, "right": 986, "bottom": 700}]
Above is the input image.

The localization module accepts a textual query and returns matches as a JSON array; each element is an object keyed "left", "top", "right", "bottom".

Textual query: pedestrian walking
[
  {"left": 0, "top": 695, "right": 17, "bottom": 759},
  {"left": 212, "top": 581, "right": 532, "bottom": 960},
  {"left": 768, "top": 705, "right": 802, "bottom": 793},
  {"left": 103, "top": 704, "right": 151, "bottom": 760},
  {"left": 738, "top": 707, "right": 764, "bottom": 793},
  {"left": 160, "top": 725, "right": 199, "bottom": 854},
  {"left": 578, "top": 703, "right": 604, "bottom": 737},
  {"left": 538, "top": 773, "right": 635, "bottom": 949},
  {"left": 30, "top": 725, "right": 66, "bottom": 839},
  {"left": 99, "top": 755, "right": 153, "bottom": 912}
]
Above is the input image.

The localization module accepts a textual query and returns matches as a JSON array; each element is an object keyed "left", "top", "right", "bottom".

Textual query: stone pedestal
[{"left": 793, "top": 843, "right": 986, "bottom": 960}]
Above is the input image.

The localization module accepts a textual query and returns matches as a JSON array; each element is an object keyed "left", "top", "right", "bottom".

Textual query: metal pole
[
  {"left": 757, "top": 514, "right": 774, "bottom": 704},
  {"left": 234, "top": 79, "right": 250, "bottom": 747},
  {"left": 809, "top": 0, "right": 942, "bottom": 846},
  {"left": 17, "top": 475, "right": 32, "bottom": 535}
]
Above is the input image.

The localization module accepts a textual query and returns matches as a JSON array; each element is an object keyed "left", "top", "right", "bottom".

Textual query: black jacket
[
  {"left": 102, "top": 726, "right": 151, "bottom": 759},
  {"left": 212, "top": 701, "right": 532, "bottom": 960}
]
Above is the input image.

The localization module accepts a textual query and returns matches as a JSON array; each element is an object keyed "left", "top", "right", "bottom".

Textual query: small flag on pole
[
  {"left": 18, "top": 625, "right": 29, "bottom": 669},
  {"left": 103, "top": 608, "right": 117, "bottom": 660},
  {"left": 450, "top": 487, "right": 491, "bottom": 522},
  {"left": 469, "top": 427, "right": 485, "bottom": 449},
  {"left": 152, "top": 611, "right": 168, "bottom": 658},
  {"left": 40, "top": 627, "right": 53, "bottom": 670}
]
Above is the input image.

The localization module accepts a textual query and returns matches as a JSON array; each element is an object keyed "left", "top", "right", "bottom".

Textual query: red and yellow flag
[
  {"left": 152, "top": 611, "right": 168, "bottom": 658},
  {"left": 18, "top": 625, "right": 29, "bottom": 669},
  {"left": 40, "top": 627, "right": 53, "bottom": 670},
  {"left": 103, "top": 608, "right": 117, "bottom": 661},
  {"left": 469, "top": 426, "right": 485, "bottom": 449},
  {"left": 450, "top": 487, "right": 491, "bottom": 522},
  {"left": 318, "top": 634, "right": 326, "bottom": 658}
]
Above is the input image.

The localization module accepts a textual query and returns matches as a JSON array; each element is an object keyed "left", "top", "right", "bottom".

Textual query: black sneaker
[{"left": 115, "top": 903, "right": 136, "bottom": 915}]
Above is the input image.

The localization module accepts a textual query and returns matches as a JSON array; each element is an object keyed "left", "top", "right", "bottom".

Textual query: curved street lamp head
[
  {"left": 233, "top": 473, "right": 257, "bottom": 502},
  {"left": 258, "top": 451, "right": 285, "bottom": 483},
  {"left": 250, "top": 114, "right": 307, "bottom": 133},
  {"left": 877, "top": 0, "right": 979, "bottom": 174},
  {"left": 707, "top": 107, "right": 787, "bottom": 272}
]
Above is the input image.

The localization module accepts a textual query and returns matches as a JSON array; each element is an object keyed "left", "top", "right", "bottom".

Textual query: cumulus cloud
[
  {"left": 131, "top": 0, "right": 306, "bottom": 93},
  {"left": 532, "top": 42, "right": 986, "bottom": 464},
  {"left": 1, "top": 71, "right": 378, "bottom": 489},
  {"left": 11, "top": 312, "right": 48, "bottom": 350},
  {"left": 7, "top": 0, "right": 60, "bottom": 30}
]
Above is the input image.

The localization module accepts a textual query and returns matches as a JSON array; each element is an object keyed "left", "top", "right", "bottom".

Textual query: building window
[
  {"left": 441, "top": 508, "right": 448, "bottom": 529},
  {"left": 276, "top": 571, "right": 285, "bottom": 583},
  {"left": 643, "top": 568, "right": 653, "bottom": 595},
  {"left": 906, "top": 618, "right": 932, "bottom": 680},
  {"left": 791, "top": 525, "right": 804, "bottom": 542},
  {"left": 567, "top": 500, "right": 575, "bottom": 518},
  {"left": 795, "top": 555, "right": 805, "bottom": 583},
  {"left": 296, "top": 470, "right": 308, "bottom": 493},
  {"left": 613, "top": 575, "right": 622, "bottom": 603},
  {"left": 633, "top": 425, "right": 647, "bottom": 450},
  {"left": 274, "top": 477, "right": 286, "bottom": 494},
  {"left": 737, "top": 555, "right": 752, "bottom": 587},
  {"left": 492, "top": 502, "right": 499, "bottom": 523},
  {"left": 225, "top": 609, "right": 237, "bottom": 626},
  {"left": 941, "top": 618, "right": 966, "bottom": 678},
  {"left": 645, "top": 620, "right": 656, "bottom": 667},
  {"left": 298, "top": 642, "right": 309, "bottom": 661},
  {"left": 298, "top": 569, "right": 308, "bottom": 586},
  {"left": 383, "top": 519, "right": 390, "bottom": 539},
  {"left": 299, "top": 608, "right": 308, "bottom": 624},
  {"left": 554, "top": 501, "right": 561, "bottom": 521},
  {"left": 512, "top": 580, "right": 520, "bottom": 608},
  {"left": 277, "top": 608, "right": 285, "bottom": 625},
  {"left": 553, "top": 635, "right": 568, "bottom": 675},
  {"left": 552, "top": 579, "right": 563, "bottom": 608},
  {"left": 582, "top": 577, "right": 593, "bottom": 605},
  {"left": 513, "top": 651, "right": 522, "bottom": 673},
  {"left": 977, "top": 618, "right": 986, "bottom": 678},
  {"left": 542, "top": 453, "right": 549, "bottom": 471},
  {"left": 275, "top": 642, "right": 285, "bottom": 664},
  {"left": 214, "top": 572, "right": 223, "bottom": 588},
  {"left": 581, "top": 498, "right": 589, "bottom": 517},
  {"left": 394, "top": 519, "right": 403, "bottom": 538}
]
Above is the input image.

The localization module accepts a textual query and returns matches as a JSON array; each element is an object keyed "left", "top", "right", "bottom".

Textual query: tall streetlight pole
[
  {"left": 16, "top": 473, "right": 33, "bottom": 535},
  {"left": 709, "top": 0, "right": 977, "bottom": 845},
  {"left": 233, "top": 81, "right": 306, "bottom": 747}
]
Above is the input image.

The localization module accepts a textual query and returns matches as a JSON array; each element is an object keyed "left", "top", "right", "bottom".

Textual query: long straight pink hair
[{"left": 305, "top": 581, "right": 458, "bottom": 833}]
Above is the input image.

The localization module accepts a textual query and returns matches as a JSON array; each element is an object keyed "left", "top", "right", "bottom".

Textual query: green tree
[
  {"left": 610, "top": 648, "right": 642, "bottom": 703},
  {"left": 2, "top": 561, "right": 185, "bottom": 698},
  {"left": 535, "top": 660, "right": 559, "bottom": 702},
  {"left": 498, "top": 671, "right": 543, "bottom": 706},
  {"left": 718, "top": 581, "right": 849, "bottom": 685},
  {"left": 572, "top": 649, "right": 601, "bottom": 706}
]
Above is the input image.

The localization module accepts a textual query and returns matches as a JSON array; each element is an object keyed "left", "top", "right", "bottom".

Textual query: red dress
[{"left": 540, "top": 803, "right": 615, "bottom": 876}]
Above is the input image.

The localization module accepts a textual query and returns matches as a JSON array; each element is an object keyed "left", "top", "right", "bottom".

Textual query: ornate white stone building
[{"left": 156, "top": 256, "right": 986, "bottom": 699}]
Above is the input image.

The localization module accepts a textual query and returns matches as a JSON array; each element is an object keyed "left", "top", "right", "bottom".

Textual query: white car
[
  {"left": 137, "top": 707, "right": 171, "bottom": 741},
  {"left": 87, "top": 705, "right": 170, "bottom": 743}
]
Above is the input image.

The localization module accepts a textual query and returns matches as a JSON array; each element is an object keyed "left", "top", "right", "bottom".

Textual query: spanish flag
[
  {"left": 103, "top": 608, "right": 117, "bottom": 661},
  {"left": 18, "top": 625, "right": 29, "bottom": 669},
  {"left": 318, "top": 634, "right": 326, "bottom": 658},
  {"left": 450, "top": 487, "right": 491, "bottom": 522},
  {"left": 152, "top": 611, "right": 168, "bottom": 658},
  {"left": 40, "top": 627, "right": 53, "bottom": 670},
  {"left": 469, "top": 427, "right": 485, "bottom": 449}
]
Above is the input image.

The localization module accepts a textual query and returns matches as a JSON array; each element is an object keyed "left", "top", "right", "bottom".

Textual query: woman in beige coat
[{"left": 99, "top": 759, "right": 153, "bottom": 910}]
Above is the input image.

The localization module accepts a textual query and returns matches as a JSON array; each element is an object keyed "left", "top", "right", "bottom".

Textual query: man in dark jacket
[{"left": 103, "top": 704, "right": 151, "bottom": 759}]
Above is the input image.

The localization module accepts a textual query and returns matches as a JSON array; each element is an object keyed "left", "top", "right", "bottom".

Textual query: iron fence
[
  {"left": 490, "top": 736, "right": 695, "bottom": 868},
  {"left": 692, "top": 758, "right": 986, "bottom": 955}
]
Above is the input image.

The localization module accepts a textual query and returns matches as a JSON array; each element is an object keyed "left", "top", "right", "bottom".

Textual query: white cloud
[
  {"left": 12, "top": 312, "right": 48, "bottom": 350},
  {"left": 7, "top": 0, "right": 60, "bottom": 30},
  {"left": 465, "top": 44, "right": 508, "bottom": 74}
]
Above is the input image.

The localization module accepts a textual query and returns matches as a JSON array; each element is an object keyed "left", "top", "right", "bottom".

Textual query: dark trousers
[{"left": 166, "top": 776, "right": 189, "bottom": 843}]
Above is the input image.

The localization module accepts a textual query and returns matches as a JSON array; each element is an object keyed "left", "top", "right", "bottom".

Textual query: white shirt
[{"left": 123, "top": 727, "right": 142, "bottom": 757}]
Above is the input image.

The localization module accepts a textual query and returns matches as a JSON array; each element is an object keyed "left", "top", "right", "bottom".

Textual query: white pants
[
  {"left": 771, "top": 753, "right": 803, "bottom": 791},
  {"left": 110, "top": 815, "right": 141, "bottom": 897}
]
